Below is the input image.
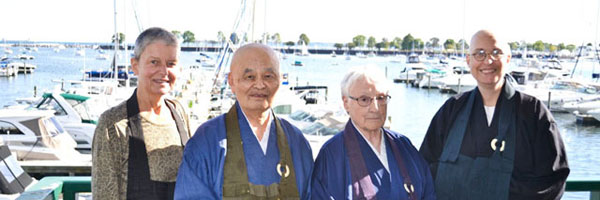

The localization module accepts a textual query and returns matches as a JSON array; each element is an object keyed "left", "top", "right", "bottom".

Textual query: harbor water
[{"left": 1, "top": 47, "right": 599, "bottom": 199}]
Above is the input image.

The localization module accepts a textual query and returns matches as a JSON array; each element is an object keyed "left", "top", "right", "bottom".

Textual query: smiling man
[
  {"left": 174, "top": 43, "right": 314, "bottom": 199},
  {"left": 419, "top": 30, "right": 570, "bottom": 200}
]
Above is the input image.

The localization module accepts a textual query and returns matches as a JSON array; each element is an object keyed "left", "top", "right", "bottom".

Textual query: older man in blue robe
[
  {"left": 174, "top": 43, "right": 314, "bottom": 199},
  {"left": 311, "top": 66, "right": 436, "bottom": 200}
]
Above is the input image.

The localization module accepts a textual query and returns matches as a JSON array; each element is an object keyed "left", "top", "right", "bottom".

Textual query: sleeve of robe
[
  {"left": 310, "top": 135, "right": 349, "bottom": 200},
  {"left": 174, "top": 118, "right": 225, "bottom": 200},
  {"left": 419, "top": 95, "right": 462, "bottom": 178},
  {"left": 509, "top": 96, "right": 570, "bottom": 199}
]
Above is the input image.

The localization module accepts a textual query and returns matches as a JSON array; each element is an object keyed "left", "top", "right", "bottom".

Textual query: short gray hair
[
  {"left": 133, "top": 27, "right": 179, "bottom": 60},
  {"left": 340, "top": 65, "right": 391, "bottom": 97}
]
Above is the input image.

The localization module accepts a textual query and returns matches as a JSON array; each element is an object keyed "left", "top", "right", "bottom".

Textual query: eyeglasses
[
  {"left": 347, "top": 95, "right": 391, "bottom": 107},
  {"left": 471, "top": 49, "right": 504, "bottom": 61}
]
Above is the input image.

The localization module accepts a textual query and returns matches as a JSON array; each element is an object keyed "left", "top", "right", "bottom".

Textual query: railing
[
  {"left": 16, "top": 176, "right": 90, "bottom": 200},
  {"left": 13, "top": 176, "right": 600, "bottom": 200}
]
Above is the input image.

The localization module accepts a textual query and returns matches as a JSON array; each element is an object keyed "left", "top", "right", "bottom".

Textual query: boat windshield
[
  {"left": 36, "top": 97, "right": 67, "bottom": 116},
  {"left": 43, "top": 117, "right": 66, "bottom": 137}
]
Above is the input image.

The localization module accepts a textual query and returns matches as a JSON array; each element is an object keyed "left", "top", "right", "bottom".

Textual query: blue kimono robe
[
  {"left": 311, "top": 123, "right": 435, "bottom": 200},
  {"left": 174, "top": 104, "right": 314, "bottom": 199}
]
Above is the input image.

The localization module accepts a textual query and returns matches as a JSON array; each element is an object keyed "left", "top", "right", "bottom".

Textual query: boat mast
[{"left": 113, "top": 0, "right": 119, "bottom": 82}]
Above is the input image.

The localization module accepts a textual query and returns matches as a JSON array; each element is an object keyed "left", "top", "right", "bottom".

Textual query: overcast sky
[{"left": 1, "top": 0, "right": 599, "bottom": 45}]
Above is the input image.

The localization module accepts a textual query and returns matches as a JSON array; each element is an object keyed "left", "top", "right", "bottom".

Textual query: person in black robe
[{"left": 419, "top": 30, "right": 569, "bottom": 200}]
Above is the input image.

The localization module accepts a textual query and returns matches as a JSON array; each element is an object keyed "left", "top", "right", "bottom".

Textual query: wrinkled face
[
  {"left": 228, "top": 48, "right": 280, "bottom": 113},
  {"left": 466, "top": 33, "right": 511, "bottom": 88},
  {"left": 343, "top": 77, "right": 387, "bottom": 132}
]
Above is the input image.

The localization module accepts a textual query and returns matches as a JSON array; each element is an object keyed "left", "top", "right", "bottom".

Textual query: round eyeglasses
[
  {"left": 348, "top": 95, "right": 391, "bottom": 107},
  {"left": 471, "top": 49, "right": 504, "bottom": 61}
]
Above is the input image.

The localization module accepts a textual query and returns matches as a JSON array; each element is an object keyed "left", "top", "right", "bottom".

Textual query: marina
[{"left": 0, "top": 45, "right": 599, "bottom": 198}]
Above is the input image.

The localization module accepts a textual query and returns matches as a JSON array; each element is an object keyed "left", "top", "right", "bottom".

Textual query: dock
[{"left": 19, "top": 160, "right": 91, "bottom": 177}]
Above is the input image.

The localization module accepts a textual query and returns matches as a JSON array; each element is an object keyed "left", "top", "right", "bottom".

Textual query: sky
[{"left": 1, "top": 0, "right": 599, "bottom": 46}]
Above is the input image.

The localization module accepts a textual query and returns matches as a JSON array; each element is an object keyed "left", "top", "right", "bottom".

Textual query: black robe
[{"left": 419, "top": 82, "right": 570, "bottom": 199}]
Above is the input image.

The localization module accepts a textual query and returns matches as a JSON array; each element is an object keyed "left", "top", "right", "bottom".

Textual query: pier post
[
  {"left": 457, "top": 76, "right": 462, "bottom": 93},
  {"left": 547, "top": 91, "right": 552, "bottom": 111},
  {"left": 428, "top": 74, "right": 431, "bottom": 89},
  {"left": 405, "top": 69, "right": 409, "bottom": 86},
  {"left": 34, "top": 86, "right": 37, "bottom": 97}
]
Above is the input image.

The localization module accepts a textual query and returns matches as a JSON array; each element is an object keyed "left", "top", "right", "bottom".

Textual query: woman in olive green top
[{"left": 92, "top": 27, "right": 191, "bottom": 200}]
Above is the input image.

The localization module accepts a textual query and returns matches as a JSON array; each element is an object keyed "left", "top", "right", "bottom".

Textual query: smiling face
[
  {"left": 466, "top": 30, "right": 511, "bottom": 90},
  {"left": 343, "top": 76, "right": 388, "bottom": 133},
  {"left": 131, "top": 40, "right": 179, "bottom": 99},
  {"left": 228, "top": 44, "right": 280, "bottom": 114}
]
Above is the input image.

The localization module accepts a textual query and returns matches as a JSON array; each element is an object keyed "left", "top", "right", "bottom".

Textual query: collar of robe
[
  {"left": 343, "top": 120, "right": 417, "bottom": 200},
  {"left": 440, "top": 78, "right": 517, "bottom": 163},
  {"left": 125, "top": 89, "right": 189, "bottom": 200},
  {"left": 222, "top": 102, "right": 300, "bottom": 199}
]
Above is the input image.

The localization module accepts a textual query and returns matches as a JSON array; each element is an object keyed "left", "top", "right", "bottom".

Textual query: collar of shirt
[
  {"left": 239, "top": 107, "right": 273, "bottom": 155},
  {"left": 351, "top": 120, "right": 389, "bottom": 173}
]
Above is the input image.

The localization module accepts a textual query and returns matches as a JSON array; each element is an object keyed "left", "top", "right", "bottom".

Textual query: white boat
[
  {"left": 562, "top": 99, "right": 600, "bottom": 114},
  {"left": 393, "top": 54, "right": 428, "bottom": 85},
  {"left": 96, "top": 54, "right": 109, "bottom": 60},
  {"left": 435, "top": 73, "right": 477, "bottom": 93},
  {"left": 586, "top": 108, "right": 600, "bottom": 121},
  {"left": 75, "top": 49, "right": 85, "bottom": 56},
  {"left": 16, "top": 54, "right": 34, "bottom": 60},
  {"left": 3, "top": 48, "right": 13, "bottom": 54},
  {"left": 518, "top": 80, "right": 600, "bottom": 112},
  {"left": 5, "top": 92, "right": 106, "bottom": 151},
  {"left": 0, "top": 60, "right": 17, "bottom": 77},
  {"left": 0, "top": 60, "right": 36, "bottom": 74},
  {"left": 0, "top": 110, "right": 89, "bottom": 161}
]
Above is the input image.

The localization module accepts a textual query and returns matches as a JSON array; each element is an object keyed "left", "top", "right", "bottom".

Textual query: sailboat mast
[{"left": 113, "top": 0, "right": 119, "bottom": 81}]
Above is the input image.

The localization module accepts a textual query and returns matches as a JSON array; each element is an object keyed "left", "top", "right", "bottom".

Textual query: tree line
[{"left": 112, "top": 31, "right": 582, "bottom": 54}]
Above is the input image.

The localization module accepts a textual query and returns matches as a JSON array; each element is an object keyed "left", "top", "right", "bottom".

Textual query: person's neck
[
  {"left": 478, "top": 79, "right": 504, "bottom": 107},
  {"left": 355, "top": 122, "right": 382, "bottom": 154},
  {"left": 242, "top": 107, "right": 271, "bottom": 141},
  {"left": 137, "top": 90, "right": 165, "bottom": 115}
]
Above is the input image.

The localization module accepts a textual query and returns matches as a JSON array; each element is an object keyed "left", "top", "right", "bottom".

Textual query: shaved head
[
  {"left": 231, "top": 43, "right": 279, "bottom": 72},
  {"left": 469, "top": 30, "right": 511, "bottom": 56}
]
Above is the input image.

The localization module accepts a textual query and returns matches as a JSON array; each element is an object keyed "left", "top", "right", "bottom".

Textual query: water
[{"left": 2, "top": 48, "right": 599, "bottom": 199}]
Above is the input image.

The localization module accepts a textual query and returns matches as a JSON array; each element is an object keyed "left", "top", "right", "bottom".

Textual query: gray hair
[
  {"left": 133, "top": 27, "right": 179, "bottom": 60},
  {"left": 340, "top": 65, "right": 391, "bottom": 97}
]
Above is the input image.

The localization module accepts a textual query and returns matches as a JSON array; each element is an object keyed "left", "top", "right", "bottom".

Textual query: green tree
[
  {"left": 112, "top": 32, "right": 125, "bottom": 44},
  {"left": 533, "top": 40, "right": 545, "bottom": 52},
  {"left": 171, "top": 30, "right": 182, "bottom": 41},
  {"left": 566, "top": 44, "right": 576, "bottom": 52},
  {"left": 183, "top": 30, "right": 195, "bottom": 43},
  {"left": 217, "top": 31, "right": 226, "bottom": 43},
  {"left": 444, "top": 39, "right": 455, "bottom": 50},
  {"left": 375, "top": 38, "right": 390, "bottom": 51},
  {"left": 285, "top": 41, "right": 295, "bottom": 46},
  {"left": 334, "top": 43, "right": 344, "bottom": 50},
  {"left": 509, "top": 42, "right": 519, "bottom": 50},
  {"left": 353, "top": 35, "right": 366, "bottom": 48},
  {"left": 549, "top": 44, "right": 558, "bottom": 52},
  {"left": 391, "top": 37, "right": 402, "bottom": 49},
  {"left": 346, "top": 42, "right": 356, "bottom": 50},
  {"left": 271, "top": 33, "right": 281, "bottom": 44},
  {"left": 456, "top": 39, "right": 469, "bottom": 51},
  {"left": 414, "top": 38, "right": 424, "bottom": 49},
  {"left": 298, "top": 33, "right": 310, "bottom": 45},
  {"left": 429, "top": 37, "right": 440, "bottom": 49},
  {"left": 367, "top": 36, "right": 377, "bottom": 49},
  {"left": 230, "top": 33, "right": 240, "bottom": 44},
  {"left": 558, "top": 43, "right": 566, "bottom": 51},
  {"left": 401, "top": 34, "right": 415, "bottom": 50}
]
